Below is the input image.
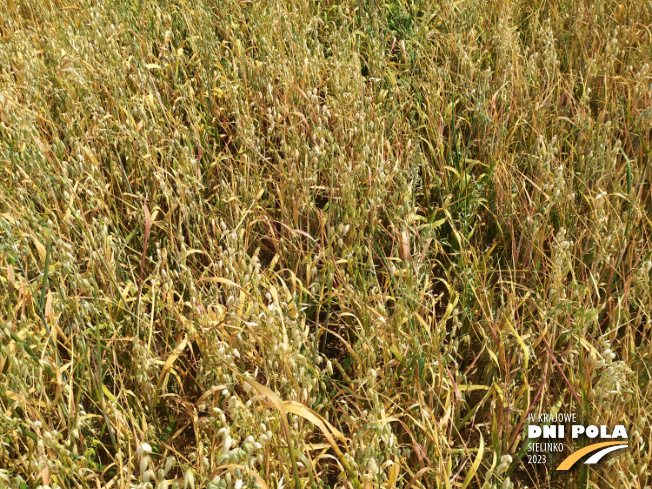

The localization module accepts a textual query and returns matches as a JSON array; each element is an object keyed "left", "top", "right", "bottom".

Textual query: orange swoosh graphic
[{"left": 556, "top": 441, "right": 628, "bottom": 470}]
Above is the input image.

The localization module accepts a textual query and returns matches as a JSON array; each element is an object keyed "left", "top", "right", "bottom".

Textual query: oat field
[{"left": 0, "top": 0, "right": 651, "bottom": 488}]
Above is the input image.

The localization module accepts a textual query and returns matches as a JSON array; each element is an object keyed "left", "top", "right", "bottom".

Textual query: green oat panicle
[{"left": 0, "top": 0, "right": 651, "bottom": 487}]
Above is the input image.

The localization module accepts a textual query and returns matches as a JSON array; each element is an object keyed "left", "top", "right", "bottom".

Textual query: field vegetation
[{"left": 0, "top": 0, "right": 651, "bottom": 487}]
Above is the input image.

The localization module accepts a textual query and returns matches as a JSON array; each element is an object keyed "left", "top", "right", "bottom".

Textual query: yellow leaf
[
  {"left": 242, "top": 377, "right": 354, "bottom": 479},
  {"left": 102, "top": 385, "right": 116, "bottom": 403},
  {"left": 240, "top": 377, "right": 297, "bottom": 473},
  {"left": 440, "top": 290, "right": 458, "bottom": 324},
  {"left": 1, "top": 213, "right": 16, "bottom": 224},
  {"left": 405, "top": 467, "right": 435, "bottom": 489},
  {"left": 156, "top": 335, "right": 188, "bottom": 392},
  {"left": 457, "top": 384, "right": 490, "bottom": 393},
  {"left": 82, "top": 147, "right": 99, "bottom": 166},
  {"left": 461, "top": 431, "right": 484, "bottom": 489},
  {"left": 486, "top": 347, "right": 500, "bottom": 367},
  {"left": 492, "top": 381, "right": 504, "bottom": 403},
  {"left": 194, "top": 384, "right": 227, "bottom": 407},
  {"left": 388, "top": 460, "right": 400, "bottom": 488},
  {"left": 45, "top": 290, "right": 53, "bottom": 319},
  {"left": 7, "top": 265, "right": 14, "bottom": 296},
  {"left": 33, "top": 236, "right": 47, "bottom": 262},
  {"left": 506, "top": 320, "right": 530, "bottom": 371},
  {"left": 284, "top": 400, "right": 347, "bottom": 445},
  {"left": 399, "top": 229, "right": 410, "bottom": 261}
]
